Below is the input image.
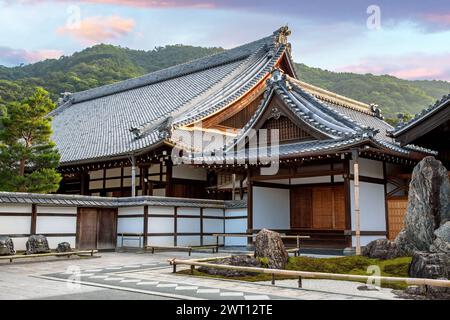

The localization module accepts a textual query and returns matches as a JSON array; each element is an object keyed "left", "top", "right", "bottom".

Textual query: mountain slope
[{"left": 0, "top": 44, "right": 448, "bottom": 120}]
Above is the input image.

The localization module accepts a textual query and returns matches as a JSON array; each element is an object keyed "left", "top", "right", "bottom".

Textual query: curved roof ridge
[
  {"left": 70, "top": 34, "right": 279, "bottom": 104},
  {"left": 288, "top": 77, "right": 374, "bottom": 115}
]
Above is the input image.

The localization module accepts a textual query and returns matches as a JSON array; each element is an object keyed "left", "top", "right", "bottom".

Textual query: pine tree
[{"left": 0, "top": 87, "right": 61, "bottom": 193}]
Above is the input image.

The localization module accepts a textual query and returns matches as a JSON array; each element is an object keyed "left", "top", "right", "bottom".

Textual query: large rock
[
  {"left": 26, "top": 235, "right": 51, "bottom": 255},
  {"left": 56, "top": 242, "right": 72, "bottom": 253},
  {"left": 395, "top": 157, "right": 450, "bottom": 254},
  {"left": 198, "top": 255, "right": 261, "bottom": 277},
  {"left": 408, "top": 251, "right": 449, "bottom": 279},
  {"left": 430, "top": 222, "right": 450, "bottom": 254},
  {"left": 362, "top": 239, "right": 402, "bottom": 259},
  {"left": 408, "top": 251, "right": 450, "bottom": 299},
  {"left": 255, "top": 229, "right": 288, "bottom": 269},
  {"left": 0, "top": 236, "right": 15, "bottom": 256}
]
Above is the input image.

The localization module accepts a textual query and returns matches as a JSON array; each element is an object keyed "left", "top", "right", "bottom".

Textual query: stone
[
  {"left": 26, "top": 235, "right": 51, "bottom": 255},
  {"left": 408, "top": 251, "right": 449, "bottom": 279},
  {"left": 198, "top": 255, "right": 261, "bottom": 277},
  {"left": 430, "top": 222, "right": 450, "bottom": 253},
  {"left": 395, "top": 157, "right": 450, "bottom": 254},
  {"left": 255, "top": 229, "right": 289, "bottom": 269},
  {"left": 56, "top": 242, "right": 72, "bottom": 253},
  {"left": 0, "top": 236, "right": 15, "bottom": 256},
  {"left": 362, "top": 239, "right": 402, "bottom": 259}
]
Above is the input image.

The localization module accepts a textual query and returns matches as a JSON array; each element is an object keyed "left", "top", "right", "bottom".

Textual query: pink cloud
[
  {"left": 423, "top": 13, "right": 450, "bottom": 26},
  {"left": 0, "top": 46, "right": 63, "bottom": 66},
  {"left": 335, "top": 53, "right": 450, "bottom": 81},
  {"left": 57, "top": 15, "right": 135, "bottom": 44}
]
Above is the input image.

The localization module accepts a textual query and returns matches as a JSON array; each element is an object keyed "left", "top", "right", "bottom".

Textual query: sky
[{"left": 0, "top": 0, "right": 449, "bottom": 81}]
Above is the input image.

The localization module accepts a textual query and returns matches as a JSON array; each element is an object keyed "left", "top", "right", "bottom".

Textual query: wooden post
[
  {"left": 143, "top": 206, "right": 149, "bottom": 247},
  {"left": 353, "top": 149, "right": 361, "bottom": 255},
  {"left": 232, "top": 173, "right": 236, "bottom": 200},
  {"left": 131, "top": 154, "right": 136, "bottom": 197},
  {"left": 30, "top": 204, "right": 37, "bottom": 235}
]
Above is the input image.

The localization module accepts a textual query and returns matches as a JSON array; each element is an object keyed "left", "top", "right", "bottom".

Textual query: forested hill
[{"left": 0, "top": 44, "right": 448, "bottom": 120}]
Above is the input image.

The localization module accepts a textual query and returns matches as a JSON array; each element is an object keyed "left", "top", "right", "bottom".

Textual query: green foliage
[
  {"left": 295, "top": 63, "right": 449, "bottom": 119},
  {"left": 181, "top": 255, "right": 412, "bottom": 290},
  {"left": 0, "top": 88, "right": 61, "bottom": 193},
  {"left": 257, "top": 257, "right": 270, "bottom": 268},
  {"left": 0, "top": 44, "right": 447, "bottom": 120}
]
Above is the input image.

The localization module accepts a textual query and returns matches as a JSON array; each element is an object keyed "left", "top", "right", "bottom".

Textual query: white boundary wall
[{"left": 0, "top": 204, "right": 77, "bottom": 251}]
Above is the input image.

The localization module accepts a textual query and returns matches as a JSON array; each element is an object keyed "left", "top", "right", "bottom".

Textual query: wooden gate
[
  {"left": 387, "top": 196, "right": 408, "bottom": 240},
  {"left": 77, "top": 208, "right": 118, "bottom": 250}
]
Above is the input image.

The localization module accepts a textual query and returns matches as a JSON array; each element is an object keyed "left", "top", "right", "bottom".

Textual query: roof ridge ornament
[{"left": 274, "top": 26, "right": 291, "bottom": 45}]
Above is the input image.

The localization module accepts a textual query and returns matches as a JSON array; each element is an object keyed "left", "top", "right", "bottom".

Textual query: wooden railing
[{"left": 169, "top": 257, "right": 450, "bottom": 289}]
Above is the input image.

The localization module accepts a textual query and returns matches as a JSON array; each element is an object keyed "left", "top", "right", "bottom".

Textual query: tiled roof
[
  {"left": 0, "top": 192, "right": 246, "bottom": 208},
  {"left": 392, "top": 93, "right": 450, "bottom": 136},
  {"left": 186, "top": 70, "right": 434, "bottom": 163},
  {"left": 51, "top": 27, "right": 292, "bottom": 165}
]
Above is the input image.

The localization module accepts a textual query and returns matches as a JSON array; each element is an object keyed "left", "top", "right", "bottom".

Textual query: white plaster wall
[
  {"left": 10, "top": 237, "right": 28, "bottom": 251},
  {"left": 178, "top": 207, "right": 200, "bottom": 216},
  {"left": 177, "top": 218, "right": 201, "bottom": 233},
  {"left": 147, "top": 236, "right": 174, "bottom": 246},
  {"left": 149, "top": 206, "right": 174, "bottom": 216},
  {"left": 148, "top": 217, "right": 174, "bottom": 233},
  {"left": 0, "top": 216, "right": 31, "bottom": 234},
  {"left": 203, "top": 208, "right": 223, "bottom": 217},
  {"left": 36, "top": 206, "right": 77, "bottom": 214},
  {"left": 350, "top": 158, "right": 384, "bottom": 179},
  {"left": 172, "top": 165, "right": 207, "bottom": 181},
  {"left": 203, "top": 235, "right": 224, "bottom": 246},
  {"left": 47, "top": 236, "right": 76, "bottom": 249},
  {"left": 224, "top": 208, "right": 248, "bottom": 246},
  {"left": 253, "top": 186, "right": 290, "bottom": 230},
  {"left": 203, "top": 219, "right": 223, "bottom": 233},
  {"left": 36, "top": 217, "right": 76, "bottom": 234},
  {"left": 117, "top": 217, "right": 143, "bottom": 234},
  {"left": 350, "top": 181, "right": 386, "bottom": 233},
  {"left": 0, "top": 204, "right": 31, "bottom": 213},
  {"left": 118, "top": 206, "right": 144, "bottom": 216},
  {"left": 177, "top": 236, "right": 201, "bottom": 246}
]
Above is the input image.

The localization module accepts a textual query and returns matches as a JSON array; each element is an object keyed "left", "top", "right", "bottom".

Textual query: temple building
[{"left": 48, "top": 27, "right": 441, "bottom": 249}]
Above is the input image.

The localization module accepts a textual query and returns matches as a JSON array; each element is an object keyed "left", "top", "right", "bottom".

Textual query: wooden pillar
[
  {"left": 383, "top": 161, "right": 390, "bottom": 239},
  {"left": 120, "top": 165, "right": 124, "bottom": 197},
  {"left": 232, "top": 173, "right": 236, "bottom": 200},
  {"left": 174, "top": 206, "right": 178, "bottom": 246},
  {"left": 200, "top": 207, "right": 204, "bottom": 246},
  {"left": 143, "top": 205, "right": 149, "bottom": 247},
  {"left": 166, "top": 160, "right": 173, "bottom": 197},
  {"left": 30, "top": 204, "right": 37, "bottom": 235},
  {"left": 131, "top": 154, "right": 136, "bottom": 197},
  {"left": 247, "top": 169, "right": 253, "bottom": 245},
  {"left": 352, "top": 149, "right": 361, "bottom": 255},
  {"left": 80, "top": 171, "right": 90, "bottom": 195}
]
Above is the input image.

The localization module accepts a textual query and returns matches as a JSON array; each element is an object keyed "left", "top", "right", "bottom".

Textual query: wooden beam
[
  {"left": 30, "top": 204, "right": 37, "bottom": 235},
  {"left": 143, "top": 205, "right": 149, "bottom": 247}
]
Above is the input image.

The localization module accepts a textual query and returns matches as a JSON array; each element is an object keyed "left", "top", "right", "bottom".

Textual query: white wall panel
[
  {"left": 225, "top": 208, "right": 247, "bottom": 218},
  {"left": 203, "top": 208, "right": 223, "bottom": 217},
  {"left": 350, "top": 158, "right": 384, "bottom": 179},
  {"left": 9, "top": 237, "right": 28, "bottom": 251},
  {"left": 148, "top": 217, "right": 174, "bottom": 233},
  {"left": 149, "top": 206, "right": 173, "bottom": 216},
  {"left": 36, "top": 206, "right": 76, "bottom": 214},
  {"left": 350, "top": 181, "right": 386, "bottom": 232},
  {"left": 47, "top": 236, "right": 76, "bottom": 249},
  {"left": 0, "top": 204, "right": 31, "bottom": 213},
  {"left": 253, "top": 186, "right": 290, "bottom": 230},
  {"left": 147, "top": 236, "right": 174, "bottom": 246},
  {"left": 117, "top": 217, "right": 143, "bottom": 234},
  {"left": 0, "top": 216, "right": 31, "bottom": 234},
  {"left": 203, "top": 236, "right": 224, "bottom": 246},
  {"left": 36, "top": 217, "right": 76, "bottom": 234},
  {"left": 203, "top": 219, "right": 223, "bottom": 233},
  {"left": 118, "top": 206, "right": 144, "bottom": 216},
  {"left": 177, "top": 236, "right": 201, "bottom": 246},
  {"left": 178, "top": 207, "right": 200, "bottom": 216},
  {"left": 177, "top": 218, "right": 200, "bottom": 233},
  {"left": 225, "top": 219, "right": 247, "bottom": 246}
]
